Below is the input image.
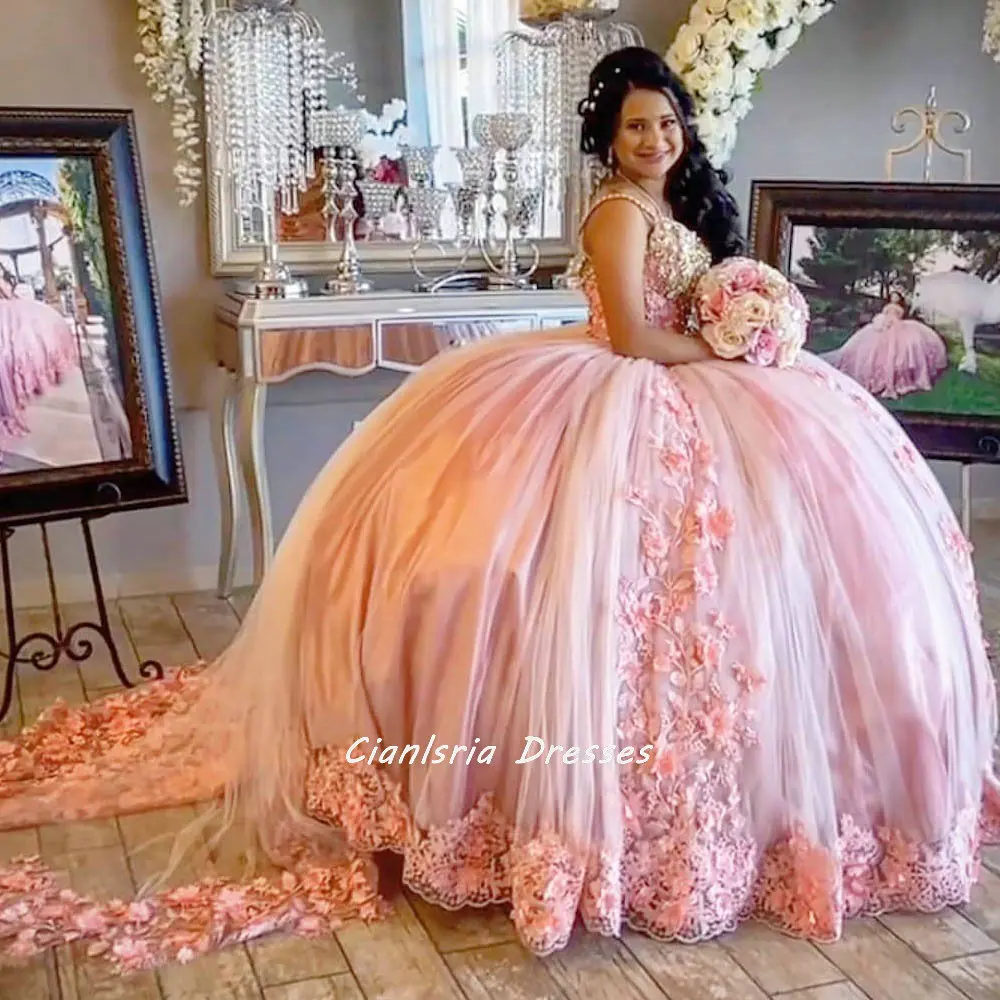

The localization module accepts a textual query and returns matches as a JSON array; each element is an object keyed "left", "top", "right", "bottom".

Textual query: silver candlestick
[
  {"left": 313, "top": 107, "right": 371, "bottom": 295},
  {"left": 485, "top": 112, "right": 539, "bottom": 288}
]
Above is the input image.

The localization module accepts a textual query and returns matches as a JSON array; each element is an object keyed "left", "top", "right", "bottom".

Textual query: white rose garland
[
  {"left": 135, "top": 0, "right": 205, "bottom": 207},
  {"left": 666, "top": 0, "right": 838, "bottom": 166}
]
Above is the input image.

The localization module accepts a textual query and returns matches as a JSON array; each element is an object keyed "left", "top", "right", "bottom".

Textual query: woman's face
[{"left": 611, "top": 88, "right": 685, "bottom": 182}]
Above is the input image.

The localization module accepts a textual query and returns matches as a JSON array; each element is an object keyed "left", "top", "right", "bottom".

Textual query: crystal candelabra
[
  {"left": 496, "top": 8, "right": 641, "bottom": 281},
  {"left": 313, "top": 107, "right": 371, "bottom": 295},
  {"left": 203, "top": 0, "right": 360, "bottom": 298},
  {"left": 409, "top": 113, "right": 541, "bottom": 293}
]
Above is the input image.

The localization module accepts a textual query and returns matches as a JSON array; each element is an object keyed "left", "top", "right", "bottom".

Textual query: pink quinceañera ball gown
[
  {"left": 825, "top": 300, "right": 948, "bottom": 399},
  {"left": 0, "top": 191, "right": 997, "bottom": 972}
]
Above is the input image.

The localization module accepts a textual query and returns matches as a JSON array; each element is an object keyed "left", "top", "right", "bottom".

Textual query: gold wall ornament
[{"left": 884, "top": 86, "right": 972, "bottom": 183}]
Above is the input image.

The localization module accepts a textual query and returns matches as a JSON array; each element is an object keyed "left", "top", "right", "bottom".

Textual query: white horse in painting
[{"left": 912, "top": 270, "right": 1000, "bottom": 375}]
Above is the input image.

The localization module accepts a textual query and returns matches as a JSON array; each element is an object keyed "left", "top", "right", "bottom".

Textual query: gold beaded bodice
[{"left": 570, "top": 191, "right": 713, "bottom": 344}]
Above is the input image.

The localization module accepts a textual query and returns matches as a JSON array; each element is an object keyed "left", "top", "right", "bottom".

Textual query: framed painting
[
  {"left": 748, "top": 180, "right": 1000, "bottom": 463},
  {"left": 0, "top": 108, "right": 185, "bottom": 525}
]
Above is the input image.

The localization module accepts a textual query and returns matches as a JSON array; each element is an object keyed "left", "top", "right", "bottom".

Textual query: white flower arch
[{"left": 667, "top": 1, "right": 1000, "bottom": 168}]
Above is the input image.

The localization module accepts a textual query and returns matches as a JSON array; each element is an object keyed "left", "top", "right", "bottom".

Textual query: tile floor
[{"left": 2, "top": 529, "right": 1000, "bottom": 999}]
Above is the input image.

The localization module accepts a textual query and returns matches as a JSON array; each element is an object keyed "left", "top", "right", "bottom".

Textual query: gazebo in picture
[{"left": 0, "top": 166, "right": 130, "bottom": 470}]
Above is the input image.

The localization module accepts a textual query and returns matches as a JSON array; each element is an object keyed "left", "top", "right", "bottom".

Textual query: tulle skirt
[{"left": 0, "top": 324, "right": 997, "bottom": 971}]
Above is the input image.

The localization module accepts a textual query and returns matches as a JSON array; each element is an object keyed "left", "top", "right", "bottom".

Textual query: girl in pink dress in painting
[
  {"left": 0, "top": 48, "right": 996, "bottom": 973},
  {"left": 0, "top": 281, "right": 78, "bottom": 458},
  {"left": 825, "top": 289, "right": 949, "bottom": 399}
]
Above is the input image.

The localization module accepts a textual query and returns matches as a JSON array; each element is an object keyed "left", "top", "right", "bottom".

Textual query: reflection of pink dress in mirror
[
  {"left": 0, "top": 192, "right": 996, "bottom": 971},
  {"left": 825, "top": 301, "right": 948, "bottom": 399}
]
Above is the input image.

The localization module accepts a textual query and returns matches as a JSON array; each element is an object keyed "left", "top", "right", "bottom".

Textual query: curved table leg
[
  {"left": 212, "top": 367, "right": 241, "bottom": 597},
  {"left": 236, "top": 376, "right": 273, "bottom": 589}
]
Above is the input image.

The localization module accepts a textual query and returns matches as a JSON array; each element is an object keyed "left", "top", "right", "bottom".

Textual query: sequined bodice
[{"left": 570, "top": 192, "right": 713, "bottom": 343}]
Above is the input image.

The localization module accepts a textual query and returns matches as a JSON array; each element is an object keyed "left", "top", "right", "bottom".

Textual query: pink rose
[
  {"left": 699, "top": 286, "right": 731, "bottom": 323},
  {"left": 746, "top": 328, "right": 779, "bottom": 366},
  {"left": 729, "top": 260, "right": 762, "bottom": 292}
]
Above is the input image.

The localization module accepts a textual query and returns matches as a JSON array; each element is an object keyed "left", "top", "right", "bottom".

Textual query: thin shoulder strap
[{"left": 579, "top": 190, "right": 661, "bottom": 235}]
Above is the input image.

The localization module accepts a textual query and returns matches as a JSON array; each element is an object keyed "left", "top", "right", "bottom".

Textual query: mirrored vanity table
[
  {"left": 213, "top": 286, "right": 587, "bottom": 596},
  {"left": 199, "top": 0, "right": 638, "bottom": 595}
]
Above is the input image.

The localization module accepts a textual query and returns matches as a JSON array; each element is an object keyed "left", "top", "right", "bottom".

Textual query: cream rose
[
  {"left": 700, "top": 47, "right": 736, "bottom": 93},
  {"left": 685, "top": 61, "right": 719, "bottom": 97},
  {"left": 704, "top": 18, "right": 735, "bottom": 50},
  {"left": 729, "top": 95, "right": 752, "bottom": 120},
  {"left": 726, "top": 0, "right": 766, "bottom": 33},
  {"left": 670, "top": 23, "right": 704, "bottom": 68},
  {"left": 687, "top": 6, "right": 717, "bottom": 34},
  {"left": 773, "top": 21, "right": 803, "bottom": 55},
  {"left": 744, "top": 41, "right": 773, "bottom": 71},
  {"left": 763, "top": 0, "right": 798, "bottom": 29},
  {"left": 730, "top": 292, "right": 771, "bottom": 330},
  {"left": 705, "top": 316, "right": 750, "bottom": 358}
]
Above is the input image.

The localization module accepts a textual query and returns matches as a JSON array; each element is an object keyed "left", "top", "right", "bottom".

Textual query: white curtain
[
  {"left": 410, "top": 0, "right": 465, "bottom": 150},
  {"left": 465, "top": 0, "right": 519, "bottom": 126},
  {"left": 403, "top": 0, "right": 518, "bottom": 149}
]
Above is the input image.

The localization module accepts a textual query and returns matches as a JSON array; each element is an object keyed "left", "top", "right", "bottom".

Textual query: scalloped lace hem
[
  {"left": 304, "top": 745, "right": 1000, "bottom": 956},
  {"left": 0, "top": 739, "right": 998, "bottom": 973}
]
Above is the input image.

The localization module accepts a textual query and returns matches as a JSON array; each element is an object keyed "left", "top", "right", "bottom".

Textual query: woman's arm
[{"left": 582, "top": 198, "right": 715, "bottom": 365}]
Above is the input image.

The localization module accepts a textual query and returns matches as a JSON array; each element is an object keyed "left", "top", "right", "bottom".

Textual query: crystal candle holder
[
  {"left": 486, "top": 112, "right": 534, "bottom": 153},
  {"left": 312, "top": 107, "right": 367, "bottom": 149},
  {"left": 456, "top": 147, "right": 492, "bottom": 189},
  {"left": 400, "top": 145, "right": 439, "bottom": 187},
  {"left": 408, "top": 187, "right": 449, "bottom": 238},
  {"left": 313, "top": 108, "right": 371, "bottom": 295},
  {"left": 471, "top": 115, "right": 497, "bottom": 151},
  {"left": 357, "top": 179, "right": 399, "bottom": 233}
]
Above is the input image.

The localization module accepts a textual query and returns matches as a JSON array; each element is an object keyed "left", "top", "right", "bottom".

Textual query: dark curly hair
[{"left": 578, "top": 46, "right": 745, "bottom": 263}]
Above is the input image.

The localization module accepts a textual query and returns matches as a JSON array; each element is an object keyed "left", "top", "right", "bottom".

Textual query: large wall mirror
[{"left": 207, "top": 0, "right": 589, "bottom": 281}]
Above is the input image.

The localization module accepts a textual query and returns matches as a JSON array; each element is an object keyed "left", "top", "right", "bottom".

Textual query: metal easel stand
[
  {"left": 0, "top": 516, "right": 164, "bottom": 725},
  {"left": 885, "top": 85, "right": 978, "bottom": 539}
]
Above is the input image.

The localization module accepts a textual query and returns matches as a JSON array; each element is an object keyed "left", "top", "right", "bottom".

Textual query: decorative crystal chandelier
[
  {"left": 496, "top": 8, "right": 641, "bottom": 252},
  {"left": 202, "top": 0, "right": 359, "bottom": 297}
]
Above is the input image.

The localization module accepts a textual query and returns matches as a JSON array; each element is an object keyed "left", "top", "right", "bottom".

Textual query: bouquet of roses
[{"left": 690, "top": 257, "right": 809, "bottom": 368}]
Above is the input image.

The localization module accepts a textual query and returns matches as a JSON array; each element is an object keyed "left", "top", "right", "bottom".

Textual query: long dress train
[{"left": 0, "top": 190, "right": 998, "bottom": 973}]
